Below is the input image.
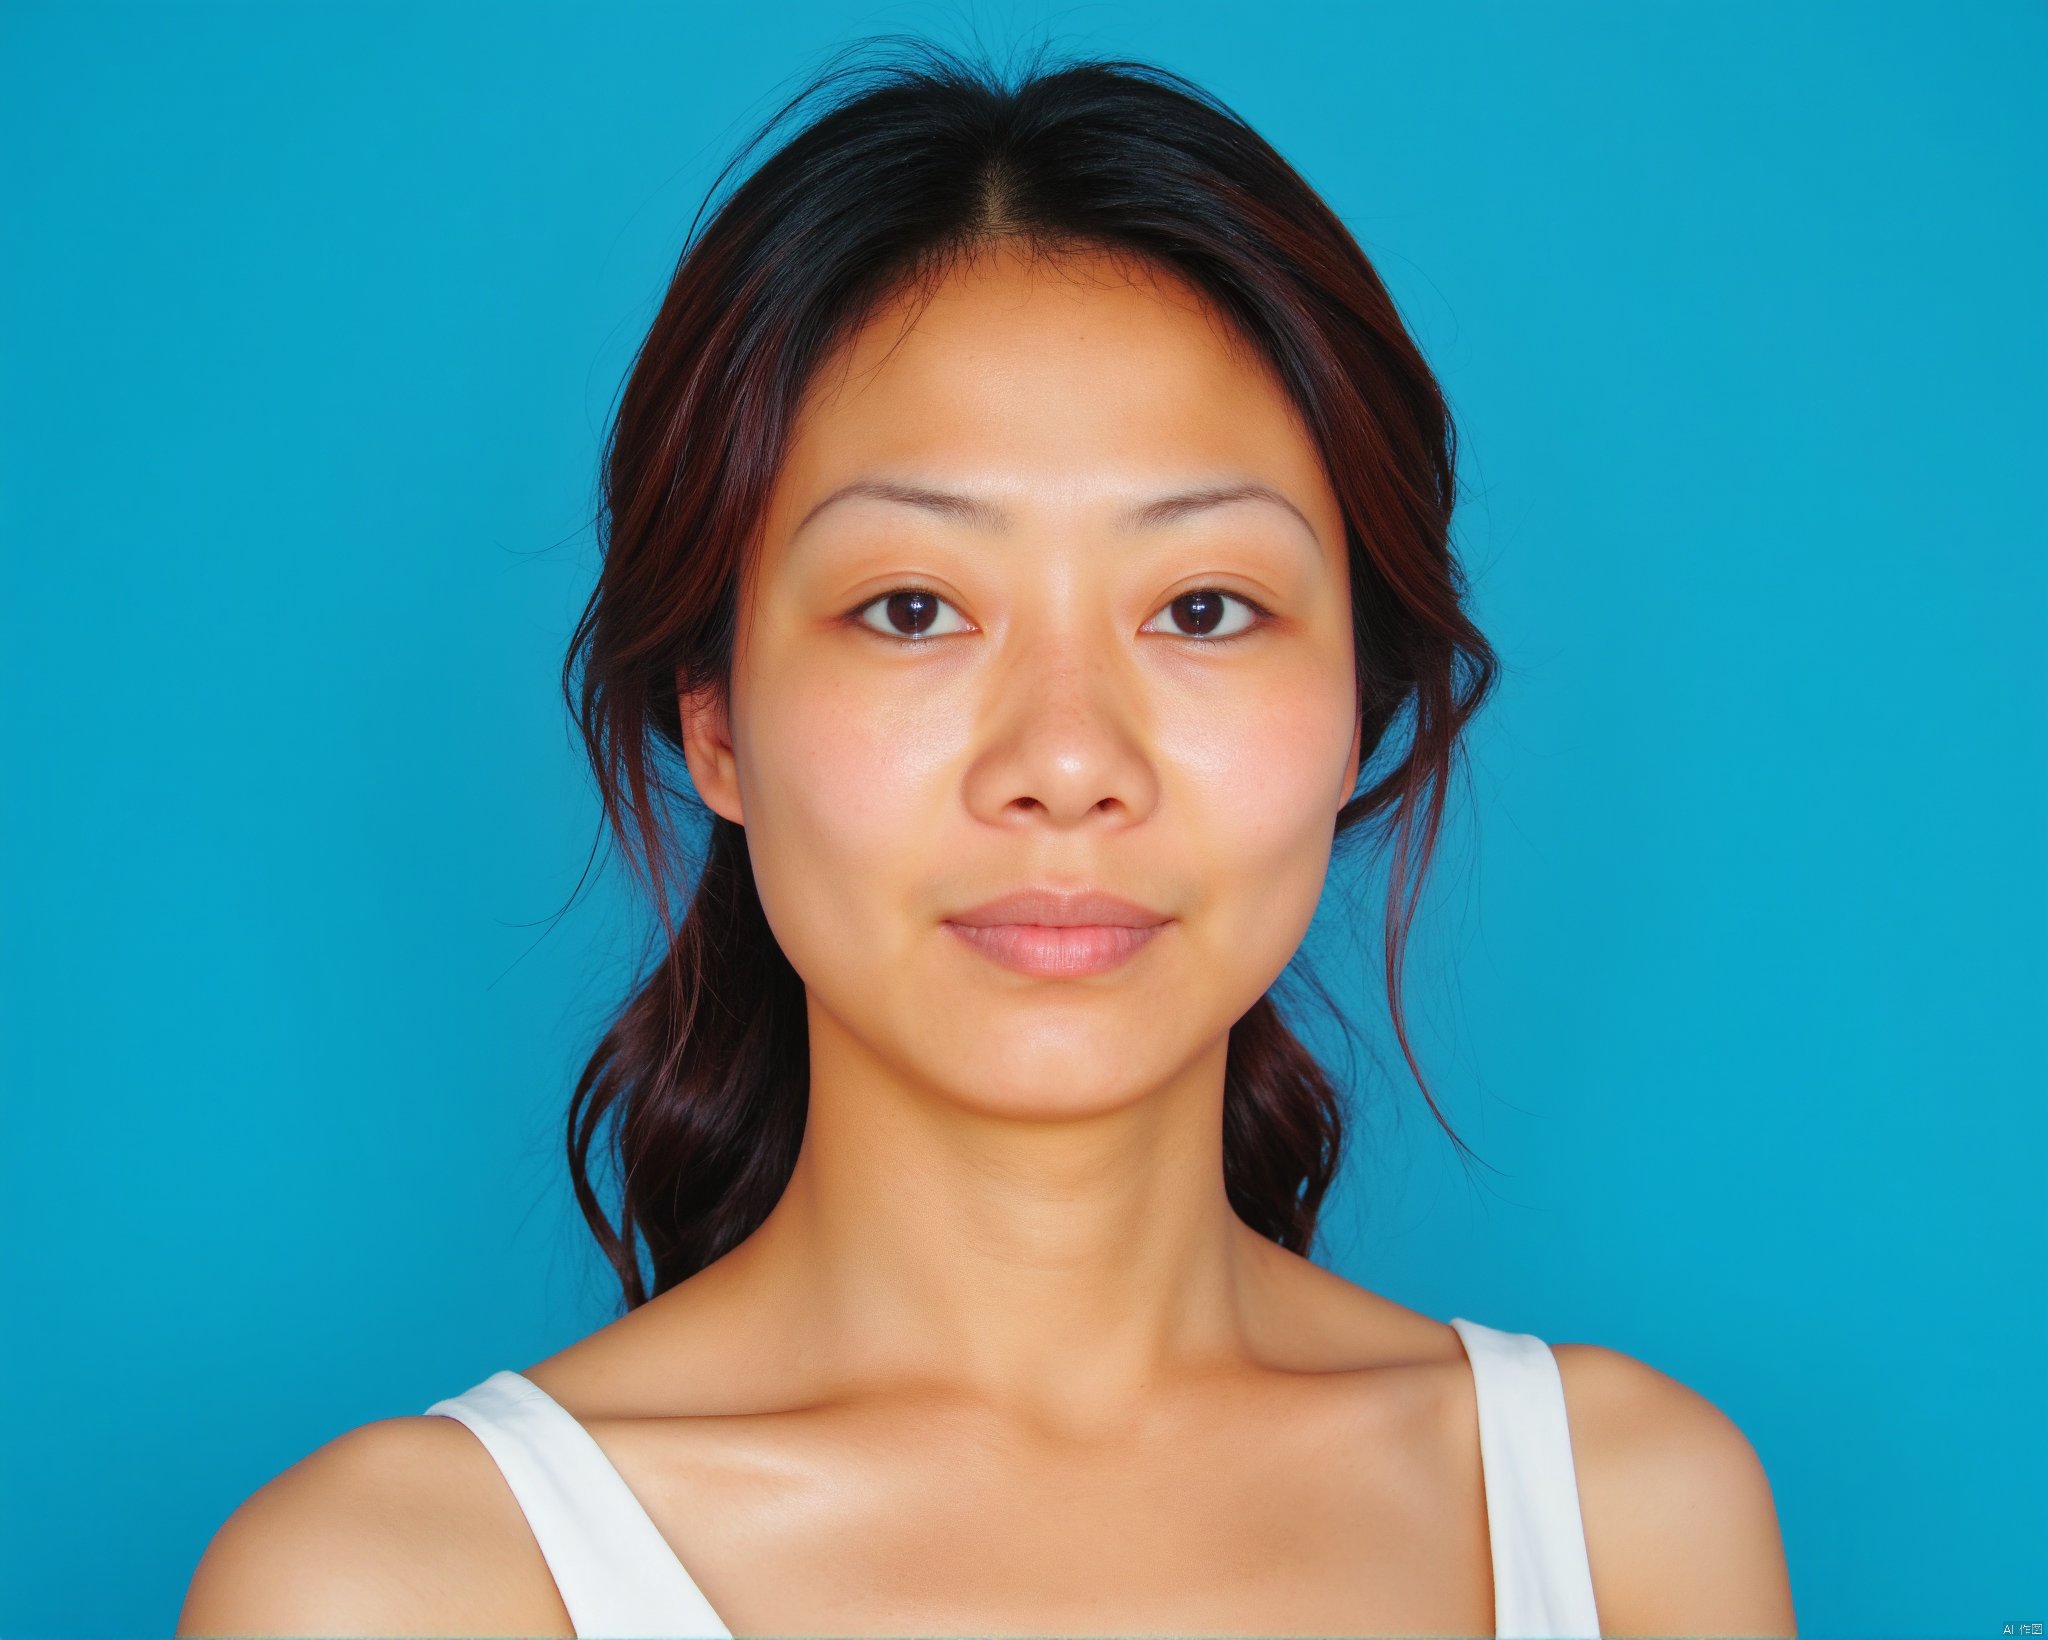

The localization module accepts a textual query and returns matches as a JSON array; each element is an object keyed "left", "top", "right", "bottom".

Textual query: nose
[{"left": 958, "top": 626, "right": 1162, "bottom": 830}]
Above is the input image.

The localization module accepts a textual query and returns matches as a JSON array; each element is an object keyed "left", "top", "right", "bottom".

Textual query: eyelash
[{"left": 842, "top": 586, "right": 1278, "bottom": 648}]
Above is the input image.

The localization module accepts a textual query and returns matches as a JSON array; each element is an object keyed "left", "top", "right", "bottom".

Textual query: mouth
[{"left": 942, "top": 920, "right": 1168, "bottom": 978}]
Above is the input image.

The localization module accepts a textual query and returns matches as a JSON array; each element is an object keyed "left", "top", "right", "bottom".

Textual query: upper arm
[
  {"left": 1552, "top": 1343, "right": 1797, "bottom": 1639},
  {"left": 175, "top": 1414, "right": 572, "bottom": 1639}
]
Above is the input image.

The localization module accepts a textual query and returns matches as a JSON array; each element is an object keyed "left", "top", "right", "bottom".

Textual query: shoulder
[
  {"left": 1551, "top": 1341, "right": 1798, "bottom": 1636},
  {"left": 175, "top": 1412, "right": 572, "bottom": 1638}
]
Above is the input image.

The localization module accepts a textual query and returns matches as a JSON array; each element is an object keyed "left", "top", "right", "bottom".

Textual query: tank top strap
[
  {"left": 423, "top": 1369, "right": 733, "bottom": 1639},
  {"left": 1446, "top": 1317, "right": 1603, "bottom": 1638}
]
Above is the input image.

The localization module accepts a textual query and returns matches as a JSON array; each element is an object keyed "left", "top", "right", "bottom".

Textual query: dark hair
[{"left": 560, "top": 37, "right": 1500, "bottom": 1310}]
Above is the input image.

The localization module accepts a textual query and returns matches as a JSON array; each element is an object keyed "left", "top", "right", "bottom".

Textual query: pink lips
[
  {"left": 943, "top": 887, "right": 1171, "bottom": 978},
  {"left": 945, "top": 921, "right": 1165, "bottom": 977}
]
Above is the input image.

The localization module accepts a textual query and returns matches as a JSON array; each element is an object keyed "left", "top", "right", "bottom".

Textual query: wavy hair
[{"left": 560, "top": 38, "right": 1501, "bottom": 1310}]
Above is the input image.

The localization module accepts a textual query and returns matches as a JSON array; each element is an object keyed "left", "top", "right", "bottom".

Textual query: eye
[
  {"left": 846, "top": 586, "right": 972, "bottom": 642},
  {"left": 844, "top": 585, "right": 1276, "bottom": 645},
  {"left": 1140, "top": 587, "right": 1273, "bottom": 644}
]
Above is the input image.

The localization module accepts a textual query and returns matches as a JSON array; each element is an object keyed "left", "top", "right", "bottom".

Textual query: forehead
[{"left": 762, "top": 244, "right": 1335, "bottom": 538}]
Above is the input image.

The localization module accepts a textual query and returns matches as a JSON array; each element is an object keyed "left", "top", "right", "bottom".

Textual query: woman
[{"left": 178, "top": 41, "right": 1796, "bottom": 1639}]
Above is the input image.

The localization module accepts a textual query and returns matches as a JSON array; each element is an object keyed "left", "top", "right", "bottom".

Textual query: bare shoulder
[
  {"left": 1551, "top": 1341, "right": 1798, "bottom": 1637},
  {"left": 175, "top": 1412, "right": 572, "bottom": 1638}
]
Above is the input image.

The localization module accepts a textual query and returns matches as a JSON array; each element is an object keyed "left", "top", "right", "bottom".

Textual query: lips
[
  {"left": 941, "top": 886, "right": 1172, "bottom": 978},
  {"left": 944, "top": 887, "right": 1170, "bottom": 929},
  {"left": 944, "top": 920, "right": 1166, "bottom": 977}
]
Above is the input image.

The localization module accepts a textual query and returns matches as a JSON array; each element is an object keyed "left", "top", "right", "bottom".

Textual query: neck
[{"left": 690, "top": 1001, "right": 1282, "bottom": 1435}]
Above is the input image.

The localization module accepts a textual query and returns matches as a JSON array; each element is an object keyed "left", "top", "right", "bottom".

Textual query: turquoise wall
[{"left": 3, "top": 3, "right": 2040, "bottom": 1633}]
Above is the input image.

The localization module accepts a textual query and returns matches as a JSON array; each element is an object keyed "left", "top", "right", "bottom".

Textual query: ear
[
  {"left": 676, "top": 667, "right": 744, "bottom": 827},
  {"left": 1339, "top": 710, "right": 1363, "bottom": 811}
]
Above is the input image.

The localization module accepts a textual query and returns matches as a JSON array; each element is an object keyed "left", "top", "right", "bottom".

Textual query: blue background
[{"left": 3, "top": 3, "right": 2041, "bottom": 1635}]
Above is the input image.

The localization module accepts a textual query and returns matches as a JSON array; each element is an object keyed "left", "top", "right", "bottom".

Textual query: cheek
[
  {"left": 1163, "top": 673, "right": 1354, "bottom": 966},
  {"left": 734, "top": 667, "right": 958, "bottom": 967}
]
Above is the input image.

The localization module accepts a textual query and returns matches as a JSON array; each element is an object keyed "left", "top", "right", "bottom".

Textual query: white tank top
[{"left": 422, "top": 1314, "right": 1601, "bottom": 1638}]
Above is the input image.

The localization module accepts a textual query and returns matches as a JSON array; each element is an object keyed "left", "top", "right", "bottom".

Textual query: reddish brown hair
[{"left": 561, "top": 39, "right": 1500, "bottom": 1309}]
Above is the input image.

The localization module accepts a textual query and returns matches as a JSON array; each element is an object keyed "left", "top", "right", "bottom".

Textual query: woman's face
[{"left": 681, "top": 241, "right": 1361, "bottom": 1123}]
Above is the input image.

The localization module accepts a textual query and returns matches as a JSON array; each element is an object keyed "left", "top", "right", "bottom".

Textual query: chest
[{"left": 600, "top": 1378, "right": 1497, "bottom": 1637}]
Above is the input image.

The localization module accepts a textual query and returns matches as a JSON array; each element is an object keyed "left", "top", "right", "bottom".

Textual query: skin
[{"left": 177, "top": 241, "right": 1797, "bottom": 1637}]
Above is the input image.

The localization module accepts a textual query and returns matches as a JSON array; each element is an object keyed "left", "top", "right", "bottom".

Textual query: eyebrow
[{"left": 790, "top": 478, "right": 1325, "bottom": 556}]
